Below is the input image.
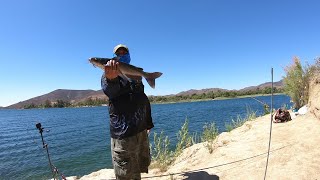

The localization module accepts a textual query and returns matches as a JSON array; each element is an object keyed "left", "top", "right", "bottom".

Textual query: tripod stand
[{"left": 36, "top": 123, "right": 66, "bottom": 180}]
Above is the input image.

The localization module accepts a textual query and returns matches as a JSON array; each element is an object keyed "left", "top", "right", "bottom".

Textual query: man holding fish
[{"left": 89, "top": 44, "right": 162, "bottom": 180}]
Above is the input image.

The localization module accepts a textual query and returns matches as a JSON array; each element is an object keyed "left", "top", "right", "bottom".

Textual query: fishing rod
[
  {"left": 36, "top": 123, "right": 66, "bottom": 180},
  {"left": 250, "top": 96, "right": 267, "bottom": 106},
  {"left": 250, "top": 96, "right": 270, "bottom": 115},
  {"left": 264, "top": 68, "right": 274, "bottom": 180}
]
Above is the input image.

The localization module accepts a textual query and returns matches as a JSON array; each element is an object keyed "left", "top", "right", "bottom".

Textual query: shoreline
[
  {"left": 150, "top": 93, "right": 285, "bottom": 105},
  {"left": 66, "top": 108, "right": 320, "bottom": 180}
]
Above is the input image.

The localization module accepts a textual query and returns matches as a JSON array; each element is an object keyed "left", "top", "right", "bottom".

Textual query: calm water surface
[{"left": 0, "top": 95, "right": 291, "bottom": 180}]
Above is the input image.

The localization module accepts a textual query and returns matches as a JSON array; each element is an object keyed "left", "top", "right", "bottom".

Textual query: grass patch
[
  {"left": 175, "top": 118, "right": 193, "bottom": 157},
  {"left": 201, "top": 122, "right": 219, "bottom": 153},
  {"left": 150, "top": 118, "right": 195, "bottom": 171},
  {"left": 150, "top": 131, "right": 173, "bottom": 171},
  {"left": 150, "top": 109, "right": 258, "bottom": 170},
  {"left": 225, "top": 106, "right": 256, "bottom": 132}
]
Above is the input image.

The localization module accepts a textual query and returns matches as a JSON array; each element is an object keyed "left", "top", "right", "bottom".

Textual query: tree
[
  {"left": 207, "top": 91, "right": 215, "bottom": 99},
  {"left": 24, "top": 103, "right": 36, "bottom": 109},
  {"left": 44, "top": 100, "right": 52, "bottom": 108},
  {"left": 53, "top": 99, "right": 70, "bottom": 108}
]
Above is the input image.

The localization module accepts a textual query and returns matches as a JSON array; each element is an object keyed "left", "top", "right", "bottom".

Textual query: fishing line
[
  {"left": 264, "top": 68, "right": 274, "bottom": 180},
  {"left": 140, "top": 144, "right": 291, "bottom": 179},
  {"left": 250, "top": 96, "right": 268, "bottom": 106}
]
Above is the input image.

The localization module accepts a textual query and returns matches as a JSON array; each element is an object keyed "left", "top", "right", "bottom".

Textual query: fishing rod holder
[
  {"left": 35, "top": 123, "right": 66, "bottom": 180},
  {"left": 36, "top": 122, "right": 43, "bottom": 132},
  {"left": 35, "top": 122, "right": 57, "bottom": 179},
  {"left": 36, "top": 123, "right": 48, "bottom": 148}
]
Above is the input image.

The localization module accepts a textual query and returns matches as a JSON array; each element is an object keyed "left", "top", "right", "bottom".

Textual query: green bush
[
  {"left": 150, "top": 118, "right": 201, "bottom": 171},
  {"left": 283, "top": 57, "right": 320, "bottom": 109},
  {"left": 225, "top": 123, "right": 234, "bottom": 132},
  {"left": 150, "top": 131, "right": 173, "bottom": 171},
  {"left": 201, "top": 122, "right": 219, "bottom": 153},
  {"left": 175, "top": 118, "right": 192, "bottom": 157}
]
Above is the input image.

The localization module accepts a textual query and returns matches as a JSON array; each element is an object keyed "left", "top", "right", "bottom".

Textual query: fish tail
[{"left": 146, "top": 72, "right": 163, "bottom": 88}]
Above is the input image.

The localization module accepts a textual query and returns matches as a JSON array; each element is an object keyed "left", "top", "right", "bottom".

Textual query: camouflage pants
[{"left": 111, "top": 130, "right": 151, "bottom": 180}]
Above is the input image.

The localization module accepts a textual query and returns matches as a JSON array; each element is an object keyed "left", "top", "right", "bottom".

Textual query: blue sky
[{"left": 0, "top": 0, "right": 319, "bottom": 107}]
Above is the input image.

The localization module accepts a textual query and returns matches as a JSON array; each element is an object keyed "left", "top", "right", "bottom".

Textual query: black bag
[{"left": 273, "top": 108, "right": 292, "bottom": 123}]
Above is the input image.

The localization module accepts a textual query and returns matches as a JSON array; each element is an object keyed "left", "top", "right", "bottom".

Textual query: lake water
[{"left": 0, "top": 95, "right": 291, "bottom": 180}]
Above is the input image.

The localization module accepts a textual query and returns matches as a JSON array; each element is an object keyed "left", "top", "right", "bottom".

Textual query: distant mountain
[
  {"left": 239, "top": 80, "right": 283, "bottom": 91},
  {"left": 174, "top": 80, "right": 283, "bottom": 96},
  {"left": 6, "top": 80, "right": 283, "bottom": 109},
  {"left": 7, "top": 89, "right": 107, "bottom": 109}
]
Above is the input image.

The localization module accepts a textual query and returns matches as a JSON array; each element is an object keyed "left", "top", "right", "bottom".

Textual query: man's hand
[{"left": 105, "top": 60, "right": 119, "bottom": 80}]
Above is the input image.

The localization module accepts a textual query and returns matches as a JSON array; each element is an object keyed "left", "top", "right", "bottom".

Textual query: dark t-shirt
[{"left": 101, "top": 75, "right": 154, "bottom": 139}]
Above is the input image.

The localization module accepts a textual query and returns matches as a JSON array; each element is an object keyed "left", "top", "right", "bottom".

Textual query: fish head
[
  {"left": 88, "top": 57, "right": 120, "bottom": 69},
  {"left": 88, "top": 57, "right": 107, "bottom": 64}
]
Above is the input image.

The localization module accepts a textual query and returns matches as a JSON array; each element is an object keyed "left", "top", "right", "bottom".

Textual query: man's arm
[
  {"left": 101, "top": 75, "right": 121, "bottom": 98},
  {"left": 145, "top": 99, "right": 154, "bottom": 130}
]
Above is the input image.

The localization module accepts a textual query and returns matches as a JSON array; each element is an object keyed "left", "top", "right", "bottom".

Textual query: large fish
[{"left": 89, "top": 57, "right": 163, "bottom": 89}]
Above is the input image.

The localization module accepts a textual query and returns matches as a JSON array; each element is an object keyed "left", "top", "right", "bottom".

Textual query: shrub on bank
[{"left": 283, "top": 57, "right": 320, "bottom": 109}]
